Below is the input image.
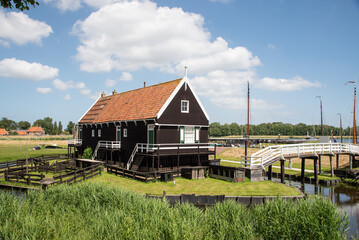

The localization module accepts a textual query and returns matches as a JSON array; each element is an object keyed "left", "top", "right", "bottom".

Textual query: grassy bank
[
  {"left": 0, "top": 182, "right": 348, "bottom": 240},
  {"left": 89, "top": 172, "right": 301, "bottom": 196},
  {"left": 0, "top": 144, "right": 68, "bottom": 162}
]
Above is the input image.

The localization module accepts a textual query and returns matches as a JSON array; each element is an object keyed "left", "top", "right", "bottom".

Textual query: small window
[
  {"left": 98, "top": 129, "right": 101, "bottom": 137},
  {"left": 123, "top": 128, "right": 127, "bottom": 137},
  {"left": 91, "top": 129, "right": 95, "bottom": 137},
  {"left": 181, "top": 100, "right": 189, "bottom": 113}
]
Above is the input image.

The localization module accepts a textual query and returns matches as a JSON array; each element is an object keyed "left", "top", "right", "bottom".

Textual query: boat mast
[
  {"left": 354, "top": 81, "right": 356, "bottom": 144},
  {"left": 247, "top": 81, "right": 250, "bottom": 146},
  {"left": 338, "top": 113, "right": 342, "bottom": 143},
  {"left": 316, "top": 96, "right": 323, "bottom": 136}
]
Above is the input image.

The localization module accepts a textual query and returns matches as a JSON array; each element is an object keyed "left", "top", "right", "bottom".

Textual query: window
[
  {"left": 181, "top": 100, "right": 189, "bottom": 113},
  {"left": 91, "top": 129, "right": 95, "bottom": 137},
  {"left": 123, "top": 128, "right": 127, "bottom": 137},
  {"left": 179, "top": 126, "right": 195, "bottom": 143},
  {"left": 98, "top": 129, "right": 101, "bottom": 137}
]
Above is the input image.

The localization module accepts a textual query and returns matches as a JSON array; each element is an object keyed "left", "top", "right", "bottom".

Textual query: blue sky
[{"left": 0, "top": 0, "right": 359, "bottom": 128}]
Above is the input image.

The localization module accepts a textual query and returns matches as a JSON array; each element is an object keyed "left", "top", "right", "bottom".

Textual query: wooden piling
[
  {"left": 336, "top": 154, "right": 339, "bottom": 170},
  {"left": 318, "top": 155, "right": 322, "bottom": 174},
  {"left": 313, "top": 157, "right": 318, "bottom": 185},
  {"left": 268, "top": 165, "right": 272, "bottom": 181},
  {"left": 280, "top": 160, "right": 285, "bottom": 184},
  {"left": 330, "top": 155, "right": 334, "bottom": 177},
  {"left": 301, "top": 158, "right": 305, "bottom": 183}
]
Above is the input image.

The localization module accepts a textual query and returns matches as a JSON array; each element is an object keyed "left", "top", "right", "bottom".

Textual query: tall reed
[{"left": 0, "top": 182, "right": 349, "bottom": 240}]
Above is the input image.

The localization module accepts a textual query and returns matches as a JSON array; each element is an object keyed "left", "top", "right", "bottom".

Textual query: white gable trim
[
  {"left": 156, "top": 77, "right": 209, "bottom": 121},
  {"left": 77, "top": 96, "right": 100, "bottom": 123}
]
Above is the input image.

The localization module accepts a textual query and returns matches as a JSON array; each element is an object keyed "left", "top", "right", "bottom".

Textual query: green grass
[
  {"left": 270, "top": 168, "right": 340, "bottom": 181},
  {"left": 0, "top": 144, "right": 67, "bottom": 162},
  {"left": 0, "top": 182, "right": 348, "bottom": 240},
  {"left": 88, "top": 172, "right": 301, "bottom": 196}
]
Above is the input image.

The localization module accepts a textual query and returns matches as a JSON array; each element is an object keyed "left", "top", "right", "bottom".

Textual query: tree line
[
  {"left": 0, "top": 117, "right": 76, "bottom": 135},
  {"left": 210, "top": 122, "right": 353, "bottom": 137}
]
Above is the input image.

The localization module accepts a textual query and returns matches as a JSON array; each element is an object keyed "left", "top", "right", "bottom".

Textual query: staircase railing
[
  {"left": 127, "top": 143, "right": 139, "bottom": 170},
  {"left": 92, "top": 142, "right": 101, "bottom": 160},
  {"left": 91, "top": 141, "right": 121, "bottom": 160}
]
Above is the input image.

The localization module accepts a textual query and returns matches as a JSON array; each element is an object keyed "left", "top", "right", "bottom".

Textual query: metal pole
[
  {"left": 338, "top": 113, "right": 343, "bottom": 143},
  {"left": 316, "top": 96, "right": 323, "bottom": 136}
]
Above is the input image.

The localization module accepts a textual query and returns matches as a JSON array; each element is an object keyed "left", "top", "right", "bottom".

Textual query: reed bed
[{"left": 0, "top": 182, "right": 348, "bottom": 240}]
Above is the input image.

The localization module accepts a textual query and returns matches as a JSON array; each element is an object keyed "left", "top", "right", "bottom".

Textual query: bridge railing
[{"left": 243, "top": 143, "right": 359, "bottom": 169}]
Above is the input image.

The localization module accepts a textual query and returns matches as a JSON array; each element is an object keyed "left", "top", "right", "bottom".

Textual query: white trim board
[{"left": 156, "top": 76, "right": 210, "bottom": 121}]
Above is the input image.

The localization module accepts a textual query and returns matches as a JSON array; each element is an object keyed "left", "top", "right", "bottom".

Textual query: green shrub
[{"left": 83, "top": 147, "right": 92, "bottom": 159}]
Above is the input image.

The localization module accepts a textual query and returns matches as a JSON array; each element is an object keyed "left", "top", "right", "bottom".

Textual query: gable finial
[{"left": 184, "top": 66, "right": 188, "bottom": 78}]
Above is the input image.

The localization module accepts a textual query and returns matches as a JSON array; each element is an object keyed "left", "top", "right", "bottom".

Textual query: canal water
[{"left": 272, "top": 178, "right": 359, "bottom": 238}]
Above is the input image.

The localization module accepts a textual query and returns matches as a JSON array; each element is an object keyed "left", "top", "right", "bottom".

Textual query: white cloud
[
  {"left": 0, "top": 9, "right": 52, "bottom": 46},
  {"left": 36, "top": 87, "right": 52, "bottom": 94},
  {"left": 44, "top": 0, "right": 123, "bottom": 11},
  {"left": 52, "top": 79, "right": 86, "bottom": 91},
  {"left": 257, "top": 76, "right": 321, "bottom": 91},
  {"left": 0, "top": 39, "right": 10, "bottom": 47},
  {"left": 105, "top": 79, "right": 117, "bottom": 87},
  {"left": 209, "top": 0, "right": 232, "bottom": 3},
  {"left": 0, "top": 58, "right": 59, "bottom": 81},
  {"left": 73, "top": 1, "right": 259, "bottom": 74},
  {"left": 119, "top": 72, "right": 133, "bottom": 81},
  {"left": 80, "top": 88, "right": 91, "bottom": 95},
  {"left": 267, "top": 44, "right": 276, "bottom": 49},
  {"left": 64, "top": 94, "right": 71, "bottom": 100}
]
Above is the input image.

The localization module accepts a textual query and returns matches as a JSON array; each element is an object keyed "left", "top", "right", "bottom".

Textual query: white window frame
[
  {"left": 181, "top": 100, "right": 189, "bottom": 113},
  {"left": 91, "top": 129, "right": 95, "bottom": 137},
  {"left": 98, "top": 129, "right": 101, "bottom": 137},
  {"left": 123, "top": 128, "right": 127, "bottom": 137}
]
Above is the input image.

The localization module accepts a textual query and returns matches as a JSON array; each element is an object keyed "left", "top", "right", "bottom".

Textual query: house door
[
  {"left": 148, "top": 124, "right": 154, "bottom": 149},
  {"left": 116, "top": 126, "right": 121, "bottom": 142}
]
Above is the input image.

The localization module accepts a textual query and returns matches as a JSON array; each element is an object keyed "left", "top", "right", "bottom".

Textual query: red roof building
[
  {"left": 0, "top": 129, "right": 9, "bottom": 135},
  {"left": 27, "top": 126, "right": 45, "bottom": 135}
]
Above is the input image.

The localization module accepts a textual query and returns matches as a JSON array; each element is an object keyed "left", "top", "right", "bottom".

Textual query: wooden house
[
  {"left": 74, "top": 77, "right": 215, "bottom": 172},
  {"left": 27, "top": 126, "right": 45, "bottom": 136}
]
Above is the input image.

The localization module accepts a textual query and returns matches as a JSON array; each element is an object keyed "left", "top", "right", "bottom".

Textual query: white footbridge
[{"left": 240, "top": 143, "right": 359, "bottom": 170}]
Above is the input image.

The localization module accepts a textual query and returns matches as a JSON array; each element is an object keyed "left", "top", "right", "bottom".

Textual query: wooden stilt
[
  {"left": 314, "top": 157, "right": 318, "bottom": 185},
  {"left": 329, "top": 155, "right": 334, "bottom": 177},
  {"left": 301, "top": 158, "right": 305, "bottom": 183},
  {"left": 336, "top": 154, "right": 339, "bottom": 170},
  {"left": 280, "top": 159, "right": 285, "bottom": 184},
  {"left": 350, "top": 155, "right": 353, "bottom": 170},
  {"left": 318, "top": 155, "right": 322, "bottom": 174},
  {"left": 268, "top": 165, "right": 272, "bottom": 181}
]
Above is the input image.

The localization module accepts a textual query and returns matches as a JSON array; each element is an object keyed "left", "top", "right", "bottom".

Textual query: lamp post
[
  {"left": 337, "top": 113, "right": 342, "bottom": 143},
  {"left": 316, "top": 96, "right": 323, "bottom": 136}
]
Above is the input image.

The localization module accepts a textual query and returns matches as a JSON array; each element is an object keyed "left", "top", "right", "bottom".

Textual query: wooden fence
[
  {"left": 52, "top": 164, "right": 102, "bottom": 186},
  {"left": 5, "top": 167, "right": 45, "bottom": 186}
]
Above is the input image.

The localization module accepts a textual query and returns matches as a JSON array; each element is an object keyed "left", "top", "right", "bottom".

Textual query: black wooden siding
[{"left": 157, "top": 84, "right": 208, "bottom": 125}]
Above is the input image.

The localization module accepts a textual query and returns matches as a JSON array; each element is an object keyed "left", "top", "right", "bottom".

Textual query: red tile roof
[
  {"left": 79, "top": 78, "right": 182, "bottom": 124},
  {"left": 0, "top": 129, "right": 8, "bottom": 135},
  {"left": 27, "top": 126, "right": 44, "bottom": 133},
  {"left": 17, "top": 131, "right": 27, "bottom": 135}
]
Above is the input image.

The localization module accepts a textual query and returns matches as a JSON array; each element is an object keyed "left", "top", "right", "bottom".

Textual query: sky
[{"left": 1, "top": 0, "right": 359, "bottom": 128}]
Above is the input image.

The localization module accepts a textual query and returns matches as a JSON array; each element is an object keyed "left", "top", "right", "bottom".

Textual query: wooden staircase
[{"left": 130, "top": 155, "right": 145, "bottom": 171}]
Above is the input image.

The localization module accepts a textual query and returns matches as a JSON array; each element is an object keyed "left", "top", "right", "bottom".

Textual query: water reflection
[{"left": 273, "top": 178, "right": 359, "bottom": 237}]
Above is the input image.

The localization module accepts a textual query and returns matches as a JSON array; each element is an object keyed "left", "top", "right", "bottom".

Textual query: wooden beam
[
  {"left": 280, "top": 159, "right": 285, "bottom": 184},
  {"left": 329, "top": 155, "right": 334, "bottom": 177},
  {"left": 336, "top": 154, "right": 339, "bottom": 170},
  {"left": 268, "top": 165, "right": 272, "bottom": 181}
]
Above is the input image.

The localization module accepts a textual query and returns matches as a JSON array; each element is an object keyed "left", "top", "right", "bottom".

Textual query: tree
[
  {"left": 66, "top": 121, "right": 75, "bottom": 134},
  {"left": 58, "top": 121, "right": 63, "bottom": 134},
  {"left": 18, "top": 121, "right": 30, "bottom": 130},
  {"left": 0, "top": 117, "right": 17, "bottom": 130},
  {"left": 1, "top": 0, "right": 39, "bottom": 11},
  {"left": 53, "top": 121, "right": 58, "bottom": 135},
  {"left": 34, "top": 117, "right": 53, "bottom": 134},
  {"left": 209, "top": 122, "right": 221, "bottom": 137},
  {"left": 220, "top": 123, "right": 231, "bottom": 136},
  {"left": 229, "top": 122, "right": 241, "bottom": 136}
]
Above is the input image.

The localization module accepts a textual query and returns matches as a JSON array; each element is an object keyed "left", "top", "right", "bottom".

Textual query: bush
[{"left": 83, "top": 147, "right": 93, "bottom": 159}]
